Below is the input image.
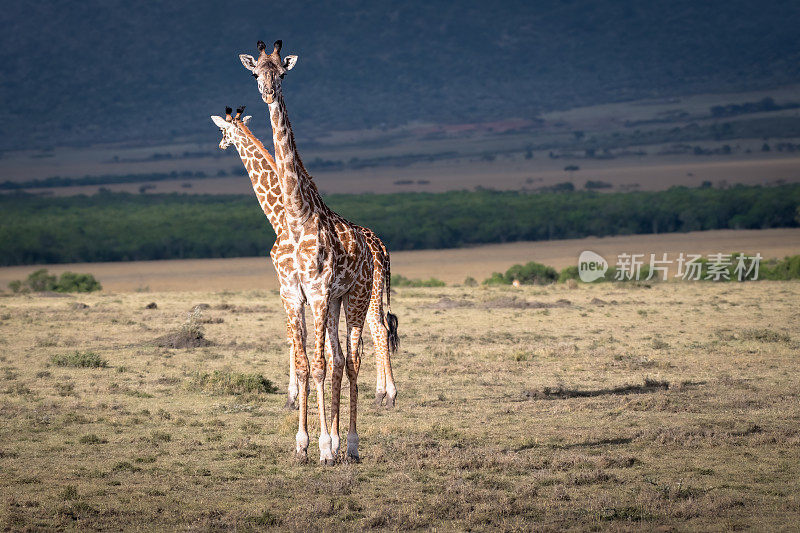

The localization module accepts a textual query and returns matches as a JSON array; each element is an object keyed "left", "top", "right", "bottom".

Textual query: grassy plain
[{"left": 1, "top": 279, "right": 799, "bottom": 530}]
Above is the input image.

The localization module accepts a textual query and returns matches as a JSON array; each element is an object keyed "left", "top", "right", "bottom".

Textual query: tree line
[{"left": 1, "top": 184, "right": 799, "bottom": 266}]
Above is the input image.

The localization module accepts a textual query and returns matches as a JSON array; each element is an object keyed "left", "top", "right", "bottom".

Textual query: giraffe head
[
  {"left": 210, "top": 106, "right": 252, "bottom": 150},
  {"left": 239, "top": 40, "right": 298, "bottom": 104}
]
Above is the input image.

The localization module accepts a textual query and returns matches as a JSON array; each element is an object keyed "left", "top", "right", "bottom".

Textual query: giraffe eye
[{"left": 252, "top": 73, "right": 258, "bottom": 78}]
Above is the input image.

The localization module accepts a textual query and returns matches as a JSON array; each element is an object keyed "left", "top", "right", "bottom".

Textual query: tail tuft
[{"left": 386, "top": 312, "right": 399, "bottom": 354}]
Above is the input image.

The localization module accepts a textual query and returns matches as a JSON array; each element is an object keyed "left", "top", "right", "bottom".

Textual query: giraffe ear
[
  {"left": 283, "top": 55, "right": 298, "bottom": 71},
  {"left": 239, "top": 54, "right": 258, "bottom": 72},
  {"left": 211, "top": 116, "right": 230, "bottom": 129},
  {"left": 242, "top": 116, "right": 252, "bottom": 125}
]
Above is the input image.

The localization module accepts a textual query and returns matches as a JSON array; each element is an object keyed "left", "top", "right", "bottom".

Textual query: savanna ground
[{"left": 1, "top": 279, "right": 799, "bottom": 531}]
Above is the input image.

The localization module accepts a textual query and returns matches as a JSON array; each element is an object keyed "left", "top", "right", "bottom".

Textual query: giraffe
[
  {"left": 209, "top": 107, "right": 398, "bottom": 410},
  {"left": 243, "top": 39, "right": 396, "bottom": 463}
]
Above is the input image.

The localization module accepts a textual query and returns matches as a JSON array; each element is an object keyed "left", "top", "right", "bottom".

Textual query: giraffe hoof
[
  {"left": 320, "top": 457, "right": 336, "bottom": 466},
  {"left": 345, "top": 453, "right": 361, "bottom": 464},
  {"left": 374, "top": 391, "right": 386, "bottom": 406},
  {"left": 294, "top": 451, "right": 308, "bottom": 464},
  {"left": 284, "top": 398, "right": 298, "bottom": 410},
  {"left": 385, "top": 394, "right": 396, "bottom": 409}
]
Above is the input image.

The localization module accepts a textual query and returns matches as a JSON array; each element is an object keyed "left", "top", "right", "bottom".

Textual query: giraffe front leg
[
  {"left": 310, "top": 296, "right": 334, "bottom": 465},
  {"left": 326, "top": 298, "right": 344, "bottom": 460},
  {"left": 282, "top": 295, "right": 309, "bottom": 460},
  {"left": 346, "top": 323, "right": 364, "bottom": 462},
  {"left": 285, "top": 316, "right": 299, "bottom": 410}
]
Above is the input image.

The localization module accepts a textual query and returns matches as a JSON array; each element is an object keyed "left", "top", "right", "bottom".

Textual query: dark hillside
[{"left": 1, "top": 1, "right": 799, "bottom": 149}]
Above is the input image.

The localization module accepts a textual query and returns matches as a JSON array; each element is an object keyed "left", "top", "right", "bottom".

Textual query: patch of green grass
[
  {"left": 51, "top": 351, "right": 108, "bottom": 368},
  {"left": 59, "top": 485, "right": 79, "bottom": 500},
  {"left": 188, "top": 371, "right": 278, "bottom": 395},
  {"left": 740, "top": 328, "right": 791, "bottom": 343},
  {"left": 78, "top": 434, "right": 107, "bottom": 445},
  {"left": 393, "top": 275, "right": 446, "bottom": 287}
]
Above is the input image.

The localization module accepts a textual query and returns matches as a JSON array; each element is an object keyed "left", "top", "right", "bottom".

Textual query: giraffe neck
[
  {"left": 268, "top": 92, "right": 317, "bottom": 226},
  {"left": 229, "top": 133, "right": 284, "bottom": 233}
]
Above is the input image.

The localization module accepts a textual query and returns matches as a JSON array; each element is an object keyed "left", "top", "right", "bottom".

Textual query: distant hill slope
[{"left": 1, "top": 0, "right": 800, "bottom": 150}]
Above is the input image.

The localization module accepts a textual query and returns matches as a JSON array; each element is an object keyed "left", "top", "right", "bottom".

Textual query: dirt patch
[
  {"left": 152, "top": 329, "right": 212, "bottom": 349},
  {"left": 524, "top": 378, "right": 669, "bottom": 400},
  {"left": 590, "top": 297, "right": 619, "bottom": 306},
  {"left": 483, "top": 296, "right": 571, "bottom": 309},
  {"left": 71, "top": 302, "right": 89, "bottom": 310},
  {"left": 426, "top": 295, "right": 572, "bottom": 309},
  {"left": 428, "top": 297, "right": 474, "bottom": 309}
]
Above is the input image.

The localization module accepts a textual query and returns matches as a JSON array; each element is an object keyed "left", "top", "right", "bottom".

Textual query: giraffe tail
[{"left": 384, "top": 249, "right": 399, "bottom": 354}]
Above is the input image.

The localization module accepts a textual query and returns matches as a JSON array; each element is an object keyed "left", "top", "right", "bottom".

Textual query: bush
[
  {"left": 392, "top": 274, "right": 446, "bottom": 287},
  {"left": 761, "top": 255, "right": 800, "bottom": 280},
  {"left": 484, "top": 261, "right": 558, "bottom": 285},
  {"left": 27, "top": 269, "right": 58, "bottom": 291},
  {"left": 51, "top": 351, "right": 108, "bottom": 368},
  {"left": 189, "top": 371, "right": 278, "bottom": 395},
  {"left": 57, "top": 272, "right": 102, "bottom": 292},
  {"left": 558, "top": 266, "right": 579, "bottom": 283},
  {"left": 8, "top": 269, "right": 102, "bottom": 293}
]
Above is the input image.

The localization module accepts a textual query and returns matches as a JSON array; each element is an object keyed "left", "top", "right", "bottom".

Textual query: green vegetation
[
  {"left": 502, "top": 254, "right": 800, "bottom": 285},
  {"left": 189, "top": 370, "right": 278, "bottom": 395},
  {"left": 392, "top": 275, "right": 446, "bottom": 287},
  {"left": 761, "top": 255, "right": 800, "bottom": 280},
  {"left": 483, "top": 261, "right": 558, "bottom": 285},
  {"left": 8, "top": 269, "right": 102, "bottom": 293},
  {"left": 51, "top": 351, "right": 108, "bottom": 368},
  {"left": 1, "top": 184, "right": 799, "bottom": 266}
]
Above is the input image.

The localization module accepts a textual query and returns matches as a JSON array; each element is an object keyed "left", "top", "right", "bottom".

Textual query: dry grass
[{"left": 0, "top": 281, "right": 799, "bottom": 530}]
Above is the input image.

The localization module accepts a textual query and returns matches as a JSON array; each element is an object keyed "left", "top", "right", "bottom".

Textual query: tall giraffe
[
  {"left": 240, "top": 40, "right": 393, "bottom": 463},
  {"left": 210, "top": 107, "right": 398, "bottom": 410}
]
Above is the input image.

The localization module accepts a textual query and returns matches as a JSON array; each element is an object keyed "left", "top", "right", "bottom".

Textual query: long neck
[
  {"left": 229, "top": 133, "right": 284, "bottom": 233},
  {"left": 268, "top": 91, "right": 316, "bottom": 225}
]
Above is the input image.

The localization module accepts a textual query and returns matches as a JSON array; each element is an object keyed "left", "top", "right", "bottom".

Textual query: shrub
[
  {"left": 760, "top": 255, "right": 800, "bottom": 280},
  {"left": 392, "top": 274, "right": 446, "bottom": 287},
  {"left": 56, "top": 272, "right": 102, "bottom": 292},
  {"left": 26, "top": 269, "right": 58, "bottom": 291},
  {"left": 189, "top": 371, "right": 278, "bottom": 395},
  {"left": 483, "top": 261, "right": 558, "bottom": 285},
  {"left": 8, "top": 269, "right": 101, "bottom": 293},
  {"left": 558, "top": 266, "right": 579, "bottom": 283},
  {"left": 51, "top": 351, "right": 108, "bottom": 368},
  {"left": 463, "top": 276, "right": 478, "bottom": 287}
]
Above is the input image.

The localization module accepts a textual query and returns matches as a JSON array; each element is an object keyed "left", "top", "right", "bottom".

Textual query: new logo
[{"left": 578, "top": 251, "right": 608, "bottom": 282}]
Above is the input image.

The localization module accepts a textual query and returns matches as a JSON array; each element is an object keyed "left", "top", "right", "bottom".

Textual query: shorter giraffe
[{"left": 211, "top": 107, "right": 399, "bottom": 411}]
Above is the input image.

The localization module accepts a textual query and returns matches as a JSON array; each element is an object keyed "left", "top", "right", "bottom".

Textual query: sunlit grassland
[{"left": 0, "top": 281, "right": 798, "bottom": 530}]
